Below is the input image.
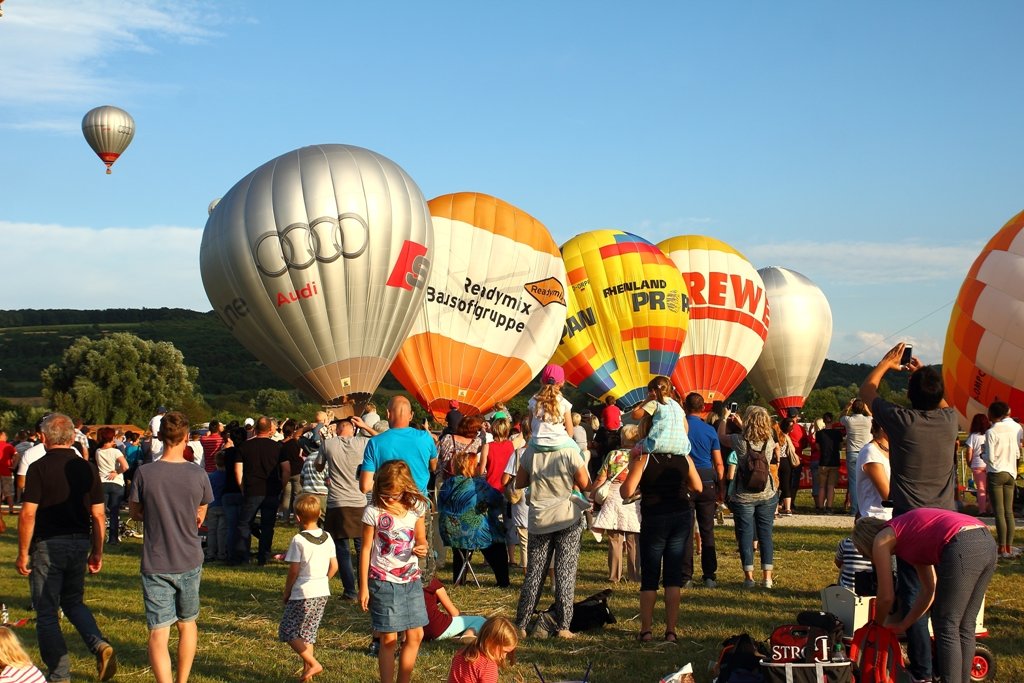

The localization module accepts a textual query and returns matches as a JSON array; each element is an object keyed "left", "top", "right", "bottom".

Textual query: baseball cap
[
  {"left": 449, "top": 400, "right": 459, "bottom": 409},
  {"left": 492, "top": 410, "right": 509, "bottom": 420},
  {"left": 540, "top": 363, "right": 565, "bottom": 385},
  {"left": 244, "top": 417, "right": 255, "bottom": 427}
]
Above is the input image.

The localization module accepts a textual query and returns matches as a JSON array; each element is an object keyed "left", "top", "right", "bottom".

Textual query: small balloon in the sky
[
  {"left": 82, "top": 106, "right": 135, "bottom": 174},
  {"left": 208, "top": 198, "right": 220, "bottom": 216}
]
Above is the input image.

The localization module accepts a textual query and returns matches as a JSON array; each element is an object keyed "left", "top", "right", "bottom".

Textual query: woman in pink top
[{"left": 853, "top": 508, "right": 996, "bottom": 683}]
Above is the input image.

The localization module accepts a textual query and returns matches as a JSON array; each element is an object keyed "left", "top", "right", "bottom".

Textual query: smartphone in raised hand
[{"left": 899, "top": 345, "right": 913, "bottom": 367}]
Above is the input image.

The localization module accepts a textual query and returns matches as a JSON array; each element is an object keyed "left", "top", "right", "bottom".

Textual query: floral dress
[
  {"left": 592, "top": 448, "right": 641, "bottom": 533},
  {"left": 438, "top": 475, "right": 504, "bottom": 550}
]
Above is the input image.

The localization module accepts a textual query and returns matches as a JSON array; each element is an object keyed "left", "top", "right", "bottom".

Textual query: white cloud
[
  {"left": 743, "top": 240, "right": 981, "bottom": 285},
  {"left": 0, "top": 120, "right": 81, "bottom": 134},
  {"left": 832, "top": 329, "right": 944, "bottom": 366},
  {"left": 0, "top": 0, "right": 217, "bottom": 111},
  {"left": 1, "top": 221, "right": 209, "bottom": 310}
]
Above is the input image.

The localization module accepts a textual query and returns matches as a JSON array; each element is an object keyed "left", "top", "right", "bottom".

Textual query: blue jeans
[
  {"left": 241, "top": 495, "right": 279, "bottom": 564},
  {"left": 141, "top": 565, "right": 202, "bottom": 630},
  {"left": 729, "top": 492, "right": 780, "bottom": 571},
  {"left": 335, "top": 535, "right": 362, "bottom": 598},
  {"left": 898, "top": 555, "right": 933, "bottom": 680},
  {"left": 638, "top": 509, "right": 692, "bottom": 591},
  {"left": 221, "top": 492, "right": 244, "bottom": 563},
  {"left": 102, "top": 483, "right": 124, "bottom": 543},
  {"left": 29, "top": 536, "right": 108, "bottom": 682}
]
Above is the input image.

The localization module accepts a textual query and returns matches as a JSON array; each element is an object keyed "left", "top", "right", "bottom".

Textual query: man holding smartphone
[{"left": 859, "top": 342, "right": 958, "bottom": 683}]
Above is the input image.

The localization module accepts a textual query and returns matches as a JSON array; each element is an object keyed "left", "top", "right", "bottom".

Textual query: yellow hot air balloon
[
  {"left": 944, "top": 208, "right": 1024, "bottom": 428},
  {"left": 658, "top": 235, "right": 770, "bottom": 407},
  {"left": 391, "top": 192, "right": 567, "bottom": 419},
  {"left": 553, "top": 230, "right": 690, "bottom": 408}
]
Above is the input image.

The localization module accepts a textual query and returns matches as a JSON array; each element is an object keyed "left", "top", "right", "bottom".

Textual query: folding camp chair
[{"left": 454, "top": 549, "right": 481, "bottom": 588}]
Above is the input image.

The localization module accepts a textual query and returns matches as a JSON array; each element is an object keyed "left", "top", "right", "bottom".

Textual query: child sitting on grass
[
  {"left": 0, "top": 625, "right": 46, "bottom": 683},
  {"left": 423, "top": 578, "right": 486, "bottom": 642},
  {"left": 280, "top": 494, "right": 338, "bottom": 682},
  {"left": 447, "top": 616, "right": 518, "bottom": 683}
]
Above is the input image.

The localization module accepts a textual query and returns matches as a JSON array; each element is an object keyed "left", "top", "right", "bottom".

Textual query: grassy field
[{"left": 1, "top": 511, "right": 1021, "bottom": 683}]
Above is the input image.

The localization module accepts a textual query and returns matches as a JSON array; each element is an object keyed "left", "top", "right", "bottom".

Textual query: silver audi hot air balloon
[
  {"left": 745, "top": 266, "right": 832, "bottom": 417},
  {"left": 200, "top": 144, "right": 434, "bottom": 407},
  {"left": 82, "top": 105, "right": 135, "bottom": 174}
]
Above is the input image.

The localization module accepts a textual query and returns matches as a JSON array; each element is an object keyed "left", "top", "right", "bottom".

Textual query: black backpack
[
  {"left": 530, "top": 589, "right": 616, "bottom": 636},
  {"left": 739, "top": 440, "right": 770, "bottom": 493},
  {"left": 714, "top": 632, "right": 768, "bottom": 683}
]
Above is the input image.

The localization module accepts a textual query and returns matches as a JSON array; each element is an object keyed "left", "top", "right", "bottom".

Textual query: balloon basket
[{"left": 323, "top": 393, "right": 372, "bottom": 420}]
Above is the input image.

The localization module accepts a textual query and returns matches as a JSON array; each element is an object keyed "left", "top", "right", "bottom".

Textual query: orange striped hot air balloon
[
  {"left": 658, "top": 235, "right": 769, "bottom": 407},
  {"left": 391, "top": 192, "right": 567, "bottom": 419},
  {"left": 943, "top": 209, "right": 1024, "bottom": 429}
]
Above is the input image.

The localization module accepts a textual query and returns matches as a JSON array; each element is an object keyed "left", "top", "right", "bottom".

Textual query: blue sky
[{"left": 1, "top": 1, "right": 1020, "bottom": 365}]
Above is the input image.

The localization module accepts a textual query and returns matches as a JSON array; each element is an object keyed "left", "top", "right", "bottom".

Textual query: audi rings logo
[{"left": 253, "top": 213, "right": 369, "bottom": 277}]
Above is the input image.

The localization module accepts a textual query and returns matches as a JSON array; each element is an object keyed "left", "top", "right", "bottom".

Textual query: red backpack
[{"left": 848, "top": 623, "right": 904, "bottom": 683}]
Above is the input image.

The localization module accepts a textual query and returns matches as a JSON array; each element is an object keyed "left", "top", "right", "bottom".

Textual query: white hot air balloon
[
  {"left": 745, "top": 266, "right": 832, "bottom": 416},
  {"left": 200, "top": 144, "right": 433, "bottom": 406},
  {"left": 82, "top": 106, "right": 135, "bottom": 174}
]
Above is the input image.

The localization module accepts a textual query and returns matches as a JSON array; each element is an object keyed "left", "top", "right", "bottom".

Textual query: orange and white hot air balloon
[
  {"left": 391, "top": 192, "right": 567, "bottom": 419},
  {"left": 658, "top": 236, "right": 769, "bottom": 407},
  {"left": 944, "top": 209, "right": 1024, "bottom": 428}
]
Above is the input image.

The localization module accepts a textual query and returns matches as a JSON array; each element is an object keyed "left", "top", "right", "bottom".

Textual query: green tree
[{"left": 41, "top": 333, "right": 203, "bottom": 425}]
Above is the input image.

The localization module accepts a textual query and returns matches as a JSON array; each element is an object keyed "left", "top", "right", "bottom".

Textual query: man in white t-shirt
[
  {"left": 984, "top": 401, "right": 1022, "bottom": 558},
  {"left": 149, "top": 406, "right": 168, "bottom": 459}
]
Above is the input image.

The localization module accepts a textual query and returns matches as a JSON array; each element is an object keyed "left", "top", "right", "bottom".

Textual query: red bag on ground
[{"left": 848, "top": 623, "right": 904, "bottom": 683}]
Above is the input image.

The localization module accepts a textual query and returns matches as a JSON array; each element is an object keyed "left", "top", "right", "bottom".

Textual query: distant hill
[{"left": 0, "top": 308, "right": 905, "bottom": 401}]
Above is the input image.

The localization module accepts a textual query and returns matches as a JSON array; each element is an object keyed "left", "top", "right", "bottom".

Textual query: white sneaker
[{"left": 764, "top": 578, "right": 774, "bottom": 589}]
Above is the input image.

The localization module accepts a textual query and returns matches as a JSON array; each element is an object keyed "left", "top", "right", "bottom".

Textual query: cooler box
[
  {"left": 822, "top": 585, "right": 987, "bottom": 638},
  {"left": 821, "top": 586, "right": 872, "bottom": 637},
  {"left": 761, "top": 660, "right": 852, "bottom": 683}
]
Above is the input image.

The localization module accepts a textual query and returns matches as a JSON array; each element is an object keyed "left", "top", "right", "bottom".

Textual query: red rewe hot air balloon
[{"left": 658, "top": 235, "right": 770, "bottom": 408}]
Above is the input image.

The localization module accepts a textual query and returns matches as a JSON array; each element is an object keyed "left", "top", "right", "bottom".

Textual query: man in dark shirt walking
[
  {"left": 130, "top": 411, "right": 213, "bottom": 683},
  {"left": 238, "top": 417, "right": 289, "bottom": 565},
  {"left": 16, "top": 413, "right": 117, "bottom": 682}
]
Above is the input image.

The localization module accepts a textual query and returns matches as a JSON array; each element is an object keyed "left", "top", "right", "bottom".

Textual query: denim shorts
[
  {"left": 141, "top": 565, "right": 202, "bottom": 629},
  {"left": 368, "top": 578, "right": 428, "bottom": 633}
]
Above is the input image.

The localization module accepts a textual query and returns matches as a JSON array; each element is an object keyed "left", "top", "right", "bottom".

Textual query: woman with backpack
[{"left": 719, "top": 405, "right": 780, "bottom": 589}]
